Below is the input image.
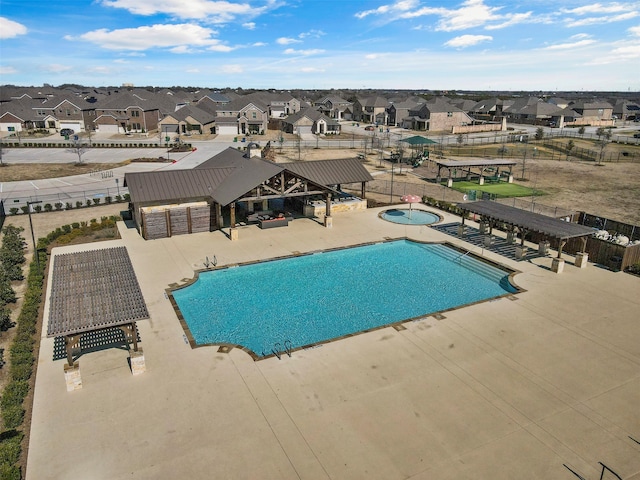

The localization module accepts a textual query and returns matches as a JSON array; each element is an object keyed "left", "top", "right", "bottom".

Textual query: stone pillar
[
  {"left": 247, "top": 200, "right": 254, "bottom": 212},
  {"left": 508, "top": 174, "right": 514, "bottom": 184},
  {"left": 457, "top": 224, "right": 465, "bottom": 237},
  {"left": 64, "top": 362, "right": 82, "bottom": 392},
  {"left": 575, "top": 252, "right": 589, "bottom": 268},
  {"left": 539, "top": 241, "right": 550, "bottom": 255},
  {"left": 506, "top": 231, "right": 515, "bottom": 244},
  {"left": 130, "top": 348, "right": 146, "bottom": 375},
  {"left": 479, "top": 221, "right": 487, "bottom": 234},
  {"left": 262, "top": 199, "right": 269, "bottom": 210},
  {"left": 483, "top": 235, "right": 493, "bottom": 247},
  {"left": 229, "top": 227, "right": 239, "bottom": 241},
  {"left": 447, "top": 177, "right": 453, "bottom": 188},
  {"left": 552, "top": 257, "right": 565, "bottom": 273},
  {"left": 515, "top": 245, "right": 527, "bottom": 260},
  {"left": 324, "top": 216, "right": 333, "bottom": 228},
  {"left": 479, "top": 176, "right": 485, "bottom": 186}
]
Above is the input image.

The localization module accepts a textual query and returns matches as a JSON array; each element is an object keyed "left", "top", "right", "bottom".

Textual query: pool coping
[
  {"left": 166, "top": 237, "right": 524, "bottom": 361},
  {"left": 378, "top": 207, "right": 444, "bottom": 225}
]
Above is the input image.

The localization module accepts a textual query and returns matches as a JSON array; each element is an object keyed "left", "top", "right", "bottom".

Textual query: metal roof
[
  {"left": 126, "top": 150, "right": 373, "bottom": 207},
  {"left": 47, "top": 247, "right": 149, "bottom": 338},
  {"left": 436, "top": 159, "right": 517, "bottom": 168},
  {"left": 280, "top": 158, "right": 374, "bottom": 186},
  {"left": 125, "top": 167, "right": 235, "bottom": 204},
  {"left": 400, "top": 135, "right": 438, "bottom": 145},
  {"left": 459, "top": 201, "right": 594, "bottom": 240}
]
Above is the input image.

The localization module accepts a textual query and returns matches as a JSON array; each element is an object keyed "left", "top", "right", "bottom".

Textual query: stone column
[
  {"left": 506, "top": 231, "right": 515, "bottom": 244},
  {"left": 479, "top": 221, "right": 487, "bottom": 234},
  {"left": 447, "top": 177, "right": 453, "bottom": 188},
  {"left": 64, "top": 362, "right": 82, "bottom": 392},
  {"left": 229, "top": 228, "right": 239, "bottom": 241},
  {"left": 479, "top": 176, "right": 485, "bottom": 185},
  {"left": 457, "top": 224, "right": 465, "bottom": 237},
  {"left": 508, "top": 174, "right": 514, "bottom": 183},
  {"left": 130, "top": 348, "right": 146, "bottom": 375},
  {"left": 552, "top": 257, "right": 565, "bottom": 273},
  {"left": 575, "top": 252, "right": 589, "bottom": 268},
  {"left": 539, "top": 241, "right": 550, "bottom": 255},
  {"left": 324, "top": 216, "right": 333, "bottom": 228},
  {"left": 515, "top": 245, "right": 528, "bottom": 260},
  {"left": 483, "top": 235, "right": 493, "bottom": 247}
]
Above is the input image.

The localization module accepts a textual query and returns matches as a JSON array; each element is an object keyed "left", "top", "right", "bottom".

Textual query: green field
[{"left": 443, "top": 180, "right": 544, "bottom": 198}]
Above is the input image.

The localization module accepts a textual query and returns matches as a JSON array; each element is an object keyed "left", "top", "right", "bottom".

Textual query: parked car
[
  {"left": 60, "top": 128, "right": 74, "bottom": 136},
  {"left": 633, "top": 132, "right": 640, "bottom": 138},
  {"left": 364, "top": 125, "right": 375, "bottom": 131}
]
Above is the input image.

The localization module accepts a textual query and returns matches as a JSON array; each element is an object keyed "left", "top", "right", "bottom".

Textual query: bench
[
  {"left": 247, "top": 210, "right": 273, "bottom": 223},
  {"left": 260, "top": 217, "right": 288, "bottom": 229}
]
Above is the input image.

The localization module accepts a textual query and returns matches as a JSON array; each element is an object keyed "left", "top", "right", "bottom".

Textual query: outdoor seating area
[{"left": 259, "top": 214, "right": 289, "bottom": 229}]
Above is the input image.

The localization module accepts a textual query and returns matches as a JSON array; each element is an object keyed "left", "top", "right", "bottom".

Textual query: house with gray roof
[
  {"left": 313, "top": 96, "right": 353, "bottom": 120},
  {"left": 93, "top": 91, "right": 162, "bottom": 134},
  {"left": 280, "top": 108, "right": 340, "bottom": 135}
]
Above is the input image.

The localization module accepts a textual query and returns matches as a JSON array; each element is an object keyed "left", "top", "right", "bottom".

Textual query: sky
[{"left": 1, "top": 0, "right": 639, "bottom": 91}]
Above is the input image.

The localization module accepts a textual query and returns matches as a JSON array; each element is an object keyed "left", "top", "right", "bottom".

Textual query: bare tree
[
  {"left": 67, "top": 141, "right": 91, "bottom": 164},
  {"left": 595, "top": 127, "right": 611, "bottom": 165}
]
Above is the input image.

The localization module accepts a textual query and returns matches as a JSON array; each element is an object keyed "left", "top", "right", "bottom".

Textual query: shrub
[
  {"left": 1, "top": 405, "right": 25, "bottom": 429},
  {"left": 33, "top": 205, "right": 42, "bottom": 213},
  {"left": 43, "top": 203, "right": 53, "bottom": 212},
  {"left": 86, "top": 199, "right": 92, "bottom": 207},
  {"left": 124, "top": 193, "right": 130, "bottom": 202},
  {"left": 65, "top": 202, "right": 73, "bottom": 210},
  {"left": 20, "top": 206, "right": 29, "bottom": 214},
  {"left": 54, "top": 202, "right": 63, "bottom": 210},
  {"left": 0, "top": 381, "right": 29, "bottom": 411},
  {"left": 105, "top": 196, "right": 112, "bottom": 204},
  {"left": 9, "top": 208, "right": 19, "bottom": 215},
  {"left": 0, "top": 306, "right": 13, "bottom": 332},
  {"left": 0, "top": 431, "right": 23, "bottom": 466},
  {"left": 92, "top": 198, "right": 101, "bottom": 205},
  {"left": 76, "top": 201, "right": 83, "bottom": 209},
  {"left": 115, "top": 195, "right": 123, "bottom": 202},
  {"left": 71, "top": 222, "right": 80, "bottom": 229},
  {"left": 61, "top": 224, "right": 72, "bottom": 234}
]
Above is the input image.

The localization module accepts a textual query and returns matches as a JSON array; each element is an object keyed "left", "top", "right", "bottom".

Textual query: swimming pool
[{"left": 171, "top": 239, "right": 518, "bottom": 359}]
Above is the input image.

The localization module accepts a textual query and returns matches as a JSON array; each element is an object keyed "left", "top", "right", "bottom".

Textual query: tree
[
  {"left": 578, "top": 126, "right": 586, "bottom": 137},
  {"left": 66, "top": 141, "right": 91, "bottom": 164},
  {"left": 595, "top": 127, "right": 612, "bottom": 165},
  {"left": 566, "top": 139, "right": 575, "bottom": 161},
  {"left": 534, "top": 127, "right": 545, "bottom": 141},
  {"left": 456, "top": 134, "right": 464, "bottom": 154}
]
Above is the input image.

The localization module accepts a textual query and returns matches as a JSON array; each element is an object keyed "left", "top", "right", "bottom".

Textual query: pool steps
[{"left": 428, "top": 244, "right": 516, "bottom": 292}]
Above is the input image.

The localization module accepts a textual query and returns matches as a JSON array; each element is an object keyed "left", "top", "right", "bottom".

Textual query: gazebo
[{"left": 458, "top": 201, "right": 594, "bottom": 273}]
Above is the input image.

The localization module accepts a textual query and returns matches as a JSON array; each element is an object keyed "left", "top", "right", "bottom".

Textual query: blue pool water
[
  {"left": 172, "top": 240, "right": 517, "bottom": 358},
  {"left": 381, "top": 208, "right": 440, "bottom": 225}
]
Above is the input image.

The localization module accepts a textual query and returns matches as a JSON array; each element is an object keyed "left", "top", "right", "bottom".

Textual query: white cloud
[
  {"left": 561, "top": 3, "right": 631, "bottom": 15},
  {"left": 630, "top": 25, "right": 640, "bottom": 36},
  {"left": 186, "top": 68, "right": 200, "bottom": 73},
  {"left": 565, "top": 12, "right": 639, "bottom": 27},
  {"left": 444, "top": 34, "right": 492, "bottom": 48},
  {"left": 221, "top": 64, "right": 243, "bottom": 73},
  {"left": 544, "top": 39, "right": 597, "bottom": 50},
  {"left": 44, "top": 64, "right": 73, "bottom": 73},
  {"left": 300, "top": 67, "right": 325, "bottom": 73},
  {"left": 0, "top": 66, "right": 18, "bottom": 74},
  {"left": 67, "top": 23, "right": 232, "bottom": 52},
  {"left": 243, "top": 22, "right": 256, "bottom": 30},
  {"left": 252, "top": 42, "right": 267, "bottom": 47},
  {"left": 0, "top": 17, "right": 27, "bottom": 39},
  {"left": 99, "top": 0, "right": 266, "bottom": 23},
  {"left": 355, "top": 0, "right": 420, "bottom": 20},
  {"left": 298, "top": 29, "right": 325, "bottom": 39},
  {"left": 283, "top": 48, "right": 325, "bottom": 55},
  {"left": 276, "top": 37, "right": 301, "bottom": 45},
  {"left": 358, "top": 0, "right": 532, "bottom": 32}
]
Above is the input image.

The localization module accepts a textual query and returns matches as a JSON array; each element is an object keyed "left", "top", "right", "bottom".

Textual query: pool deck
[{"left": 28, "top": 207, "right": 640, "bottom": 480}]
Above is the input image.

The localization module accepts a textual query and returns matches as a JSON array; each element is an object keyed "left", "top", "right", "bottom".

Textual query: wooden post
[{"left": 230, "top": 202, "right": 236, "bottom": 227}]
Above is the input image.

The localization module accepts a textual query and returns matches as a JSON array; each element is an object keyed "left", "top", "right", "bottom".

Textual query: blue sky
[{"left": 1, "top": 0, "right": 639, "bottom": 91}]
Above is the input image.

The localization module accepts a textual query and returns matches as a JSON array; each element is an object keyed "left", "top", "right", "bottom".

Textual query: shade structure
[{"left": 400, "top": 194, "right": 422, "bottom": 218}]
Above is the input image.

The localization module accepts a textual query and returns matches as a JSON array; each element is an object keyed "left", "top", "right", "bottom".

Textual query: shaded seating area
[
  {"left": 434, "top": 159, "right": 517, "bottom": 187},
  {"left": 47, "top": 246, "right": 150, "bottom": 390},
  {"left": 456, "top": 200, "right": 595, "bottom": 273}
]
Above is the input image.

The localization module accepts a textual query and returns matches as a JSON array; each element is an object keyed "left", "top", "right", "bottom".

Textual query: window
[
  {"left": 131, "top": 110, "right": 140, "bottom": 117},
  {"left": 37, "top": 110, "right": 46, "bottom": 116},
  {"left": 252, "top": 112, "right": 257, "bottom": 119},
  {"left": 66, "top": 109, "right": 71, "bottom": 116}
]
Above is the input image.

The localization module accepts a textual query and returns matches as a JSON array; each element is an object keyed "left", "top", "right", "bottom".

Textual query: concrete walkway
[{"left": 27, "top": 207, "right": 640, "bottom": 480}]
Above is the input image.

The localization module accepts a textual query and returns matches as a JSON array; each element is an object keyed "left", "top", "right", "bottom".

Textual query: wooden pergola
[
  {"left": 458, "top": 200, "right": 594, "bottom": 259},
  {"left": 47, "top": 247, "right": 149, "bottom": 366}
]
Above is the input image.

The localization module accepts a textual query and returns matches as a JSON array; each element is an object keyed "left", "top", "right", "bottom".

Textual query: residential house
[
  {"left": 612, "top": 99, "right": 640, "bottom": 121},
  {"left": 567, "top": 100, "right": 614, "bottom": 123},
  {"left": 93, "top": 92, "right": 162, "bottom": 134},
  {"left": 386, "top": 97, "right": 424, "bottom": 126},
  {"left": 313, "top": 96, "right": 352, "bottom": 120},
  {"left": 159, "top": 104, "right": 216, "bottom": 136},
  {"left": 214, "top": 96, "right": 269, "bottom": 135},
  {"left": 401, "top": 97, "right": 474, "bottom": 132},
  {"left": 280, "top": 108, "right": 340, "bottom": 135},
  {"left": 352, "top": 96, "right": 389, "bottom": 124}
]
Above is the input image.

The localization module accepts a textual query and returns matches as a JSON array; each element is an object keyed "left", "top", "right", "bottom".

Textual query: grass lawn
[{"left": 444, "top": 180, "right": 544, "bottom": 198}]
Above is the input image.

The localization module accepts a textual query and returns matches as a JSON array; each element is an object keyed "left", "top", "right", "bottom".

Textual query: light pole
[
  {"left": 115, "top": 178, "right": 120, "bottom": 196},
  {"left": 163, "top": 126, "right": 170, "bottom": 161},
  {"left": 27, "top": 200, "right": 42, "bottom": 270}
]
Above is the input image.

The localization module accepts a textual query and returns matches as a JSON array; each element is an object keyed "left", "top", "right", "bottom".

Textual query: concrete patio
[{"left": 27, "top": 206, "right": 640, "bottom": 479}]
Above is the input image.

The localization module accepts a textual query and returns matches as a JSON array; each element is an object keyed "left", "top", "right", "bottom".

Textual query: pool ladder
[
  {"left": 271, "top": 340, "right": 293, "bottom": 360},
  {"left": 455, "top": 250, "right": 471, "bottom": 262}
]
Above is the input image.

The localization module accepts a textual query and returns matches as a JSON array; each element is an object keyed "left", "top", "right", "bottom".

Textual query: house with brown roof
[
  {"left": 401, "top": 97, "right": 474, "bottom": 132},
  {"left": 352, "top": 96, "right": 389, "bottom": 124},
  {"left": 124, "top": 147, "right": 373, "bottom": 240},
  {"left": 93, "top": 92, "right": 162, "bottom": 134},
  {"left": 313, "top": 96, "right": 353, "bottom": 120}
]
